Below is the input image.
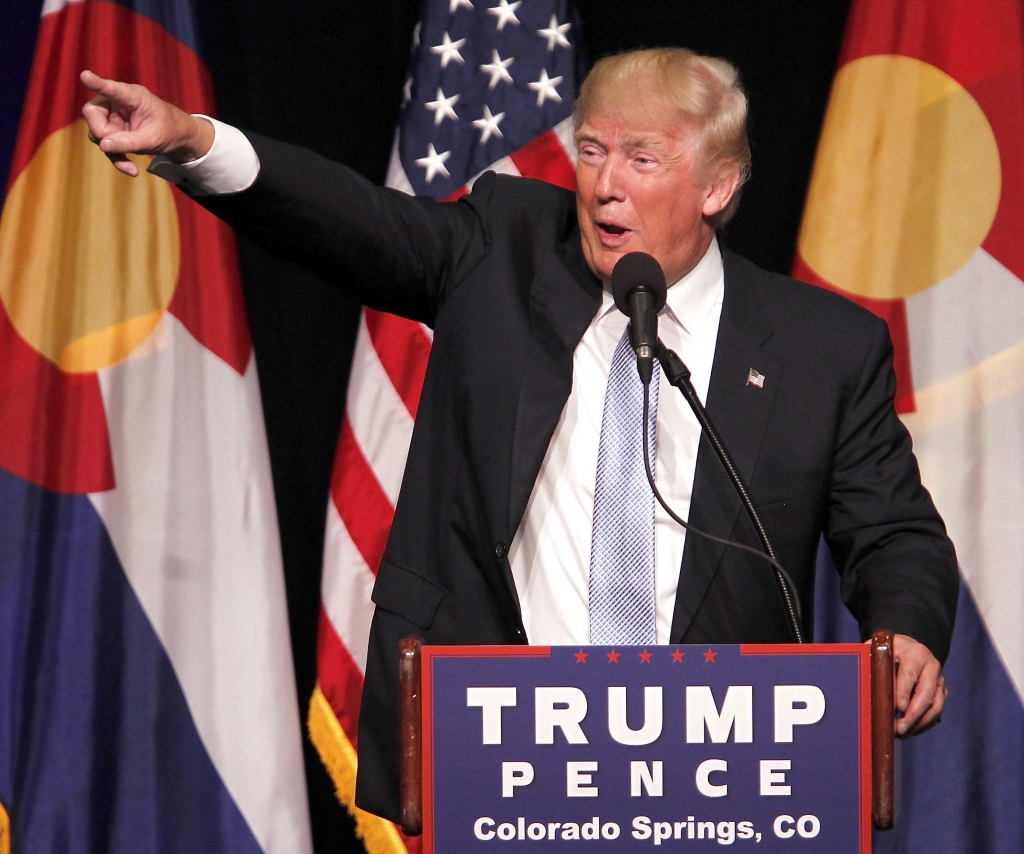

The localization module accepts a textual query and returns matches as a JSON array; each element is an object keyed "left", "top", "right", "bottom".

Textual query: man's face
[{"left": 575, "top": 104, "right": 720, "bottom": 285}]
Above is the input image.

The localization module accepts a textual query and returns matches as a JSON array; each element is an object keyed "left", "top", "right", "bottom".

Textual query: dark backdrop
[{"left": 3, "top": 1, "right": 852, "bottom": 851}]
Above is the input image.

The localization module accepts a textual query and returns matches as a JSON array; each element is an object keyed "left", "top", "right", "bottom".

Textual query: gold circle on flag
[
  {"left": 798, "top": 54, "right": 1001, "bottom": 300},
  {"left": 0, "top": 118, "right": 180, "bottom": 373}
]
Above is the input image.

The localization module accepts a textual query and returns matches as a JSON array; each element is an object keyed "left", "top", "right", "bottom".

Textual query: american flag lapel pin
[{"left": 747, "top": 368, "right": 765, "bottom": 388}]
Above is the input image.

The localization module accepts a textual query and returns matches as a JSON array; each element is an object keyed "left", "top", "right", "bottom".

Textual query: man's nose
[{"left": 595, "top": 155, "right": 626, "bottom": 203}]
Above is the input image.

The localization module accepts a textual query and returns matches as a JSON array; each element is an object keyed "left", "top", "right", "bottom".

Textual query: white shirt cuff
[{"left": 147, "top": 115, "right": 260, "bottom": 196}]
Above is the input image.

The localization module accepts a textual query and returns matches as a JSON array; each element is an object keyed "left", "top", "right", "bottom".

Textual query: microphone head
[{"left": 611, "top": 252, "right": 667, "bottom": 316}]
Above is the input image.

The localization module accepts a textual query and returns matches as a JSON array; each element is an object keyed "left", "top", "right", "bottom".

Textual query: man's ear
[{"left": 702, "top": 167, "right": 742, "bottom": 219}]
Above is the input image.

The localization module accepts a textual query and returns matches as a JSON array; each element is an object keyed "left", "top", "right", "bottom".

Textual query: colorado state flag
[
  {"left": 0, "top": 1, "right": 312, "bottom": 852},
  {"left": 799, "top": 0, "right": 1024, "bottom": 850}
]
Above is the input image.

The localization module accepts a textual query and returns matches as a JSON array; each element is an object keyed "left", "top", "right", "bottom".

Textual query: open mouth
[{"left": 597, "top": 221, "right": 630, "bottom": 238}]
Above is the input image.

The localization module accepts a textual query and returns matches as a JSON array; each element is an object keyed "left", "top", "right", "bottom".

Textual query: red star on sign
[
  {"left": 671, "top": 649, "right": 685, "bottom": 663},
  {"left": 639, "top": 649, "right": 652, "bottom": 663},
  {"left": 574, "top": 649, "right": 588, "bottom": 664},
  {"left": 606, "top": 649, "right": 621, "bottom": 663},
  {"left": 703, "top": 648, "right": 717, "bottom": 663}
]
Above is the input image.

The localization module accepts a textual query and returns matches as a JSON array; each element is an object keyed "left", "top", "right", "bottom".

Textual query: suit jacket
[{"left": 202, "top": 134, "right": 959, "bottom": 823}]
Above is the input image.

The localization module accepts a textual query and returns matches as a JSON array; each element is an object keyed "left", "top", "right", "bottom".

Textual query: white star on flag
[
  {"left": 431, "top": 32, "right": 466, "bottom": 69},
  {"left": 480, "top": 49, "right": 514, "bottom": 89},
  {"left": 537, "top": 14, "right": 571, "bottom": 51},
  {"left": 487, "top": 0, "right": 521, "bottom": 31},
  {"left": 424, "top": 88, "right": 460, "bottom": 125},
  {"left": 472, "top": 105, "right": 505, "bottom": 143},
  {"left": 449, "top": 0, "right": 473, "bottom": 11},
  {"left": 415, "top": 143, "right": 452, "bottom": 183},
  {"left": 528, "top": 68, "right": 563, "bottom": 106}
]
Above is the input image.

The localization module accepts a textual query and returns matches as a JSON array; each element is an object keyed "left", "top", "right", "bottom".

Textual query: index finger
[{"left": 80, "top": 70, "right": 135, "bottom": 104}]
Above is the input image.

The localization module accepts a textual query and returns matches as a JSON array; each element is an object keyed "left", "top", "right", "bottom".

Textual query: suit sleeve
[
  {"left": 196, "top": 133, "right": 492, "bottom": 325},
  {"left": 824, "top": 318, "right": 960, "bottom": 662}
]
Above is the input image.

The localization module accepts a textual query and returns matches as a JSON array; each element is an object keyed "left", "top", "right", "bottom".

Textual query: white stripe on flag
[
  {"left": 467, "top": 154, "right": 521, "bottom": 192},
  {"left": 41, "top": 0, "right": 84, "bottom": 14},
  {"left": 902, "top": 248, "right": 1024, "bottom": 703},
  {"left": 322, "top": 502, "right": 378, "bottom": 675},
  {"left": 347, "top": 316, "right": 415, "bottom": 507},
  {"left": 552, "top": 116, "right": 578, "bottom": 166},
  {"left": 906, "top": 249, "right": 1024, "bottom": 393},
  {"left": 385, "top": 135, "right": 415, "bottom": 195},
  {"left": 91, "top": 313, "right": 312, "bottom": 854}
]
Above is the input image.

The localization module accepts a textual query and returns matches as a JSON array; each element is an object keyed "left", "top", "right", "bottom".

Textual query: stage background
[{"left": 2, "top": 1, "right": 851, "bottom": 851}]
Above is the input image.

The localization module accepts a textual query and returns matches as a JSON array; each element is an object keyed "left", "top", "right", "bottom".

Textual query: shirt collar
[{"left": 599, "top": 236, "right": 724, "bottom": 335}]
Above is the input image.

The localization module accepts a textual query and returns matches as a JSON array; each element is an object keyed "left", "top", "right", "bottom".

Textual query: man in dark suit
[{"left": 81, "top": 47, "right": 958, "bottom": 823}]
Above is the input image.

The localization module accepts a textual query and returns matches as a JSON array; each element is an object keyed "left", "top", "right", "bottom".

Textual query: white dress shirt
[
  {"left": 152, "top": 123, "right": 724, "bottom": 646},
  {"left": 147, "top": 116, "right": 260, "bottom": 194},
  {"left": 509, "top": 240, "right": 724, "bottom": 645}
]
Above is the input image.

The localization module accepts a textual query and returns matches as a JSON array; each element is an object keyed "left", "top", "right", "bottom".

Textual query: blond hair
[{"left": 573, "top": 48, "right": 751, "bottom": 225}]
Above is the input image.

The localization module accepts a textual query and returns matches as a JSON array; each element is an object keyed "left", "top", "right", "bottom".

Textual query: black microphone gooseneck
[
  {"left": 609, "top": 251, "right": 805, "bottom": 644},
  {"left": 652, "top": 342, "right": 804, "bottom": 644}
]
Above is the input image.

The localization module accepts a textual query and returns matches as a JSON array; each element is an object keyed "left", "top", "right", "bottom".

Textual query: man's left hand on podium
[{"left": 892, "top": 633, "right": 947, "bottom": 737}]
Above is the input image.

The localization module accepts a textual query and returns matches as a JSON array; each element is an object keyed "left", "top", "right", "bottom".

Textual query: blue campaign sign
[{"left": 421, "top": 644, "right": 870, "bottom": 853}]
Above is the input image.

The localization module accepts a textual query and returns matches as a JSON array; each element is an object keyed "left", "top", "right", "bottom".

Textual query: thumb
[{"left": 98, "top": 128, "right": 152, "bottom": 156}]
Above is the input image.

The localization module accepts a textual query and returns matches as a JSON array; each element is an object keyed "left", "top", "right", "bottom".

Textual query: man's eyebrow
[
  {"left": 619, "top": 133, "right": 668, "bottom": 151},
  {"left": 573, "top": 130, "right": 668, "bottom": 150},
  {"left": 574, "top": 129, "right": 602, "bottom": 145}
]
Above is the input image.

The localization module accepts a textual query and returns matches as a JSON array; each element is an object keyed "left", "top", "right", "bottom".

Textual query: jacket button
[{"left": 494, "top": 541, "right": 507, "bottom": 559}]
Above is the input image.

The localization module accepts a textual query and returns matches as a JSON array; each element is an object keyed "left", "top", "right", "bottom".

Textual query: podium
[{"left": 399, "top": 632, "right": 896, "bottom": 852}]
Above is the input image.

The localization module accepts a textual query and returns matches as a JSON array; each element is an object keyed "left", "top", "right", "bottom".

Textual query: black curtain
[{"left": 192, "top": 2, "right": 852, "bottom": 850}]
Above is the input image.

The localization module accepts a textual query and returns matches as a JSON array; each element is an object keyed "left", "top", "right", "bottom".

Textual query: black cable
[
  {"left": 641, "top": 361, "right": 805, "bottom": 644},
  {"left": 638, "top": 389, "right": 787, "bottom": 571},
  {"left": 651, "top": 344, "right": 804, "bottom": 641}
]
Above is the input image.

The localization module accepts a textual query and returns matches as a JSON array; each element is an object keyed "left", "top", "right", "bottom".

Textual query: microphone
[{"left": 611, "top": 252, "right": 667, "bottom": 385}]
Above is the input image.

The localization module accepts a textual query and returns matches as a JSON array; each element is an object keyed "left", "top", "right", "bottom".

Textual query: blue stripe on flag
[
  {"left": 0, "top": 467, "right": 264, "bottom": 854},
  {"left": 814, "top": 538, "right": 1024, "bottom": 853}
]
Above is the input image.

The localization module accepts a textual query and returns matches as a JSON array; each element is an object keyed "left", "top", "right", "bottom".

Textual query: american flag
[{"left": 306, "top": 2, "right": 583, "bottom": 852}]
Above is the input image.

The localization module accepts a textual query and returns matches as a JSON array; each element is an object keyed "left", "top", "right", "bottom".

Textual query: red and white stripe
[{"left": 314, "top": 118, "right": 576, "bottom": 852}]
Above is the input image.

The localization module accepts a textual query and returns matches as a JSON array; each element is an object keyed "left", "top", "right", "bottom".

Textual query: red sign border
[{"left": 421, "top": 643, "right": 870, "bottom": 854}]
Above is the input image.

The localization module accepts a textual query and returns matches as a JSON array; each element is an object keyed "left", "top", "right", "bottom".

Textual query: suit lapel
[
  {"left": 507, "top": 229, "right": 602, "bottom": 540},
  {"left": 670, "top": 249, "right": 783, "bottom": 641}
]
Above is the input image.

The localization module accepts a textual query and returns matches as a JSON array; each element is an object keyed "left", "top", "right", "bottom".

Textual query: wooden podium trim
[
  {"left": 871, "top": 629, "right": 896, "bottom": 830},
  {"left": 399, "top": 636, "right": 423, "bottom": 837}
]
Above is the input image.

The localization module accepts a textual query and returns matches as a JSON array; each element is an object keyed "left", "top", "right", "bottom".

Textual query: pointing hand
[{"left": 80, "top": 69, "right": 214, "bottom": 176}]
